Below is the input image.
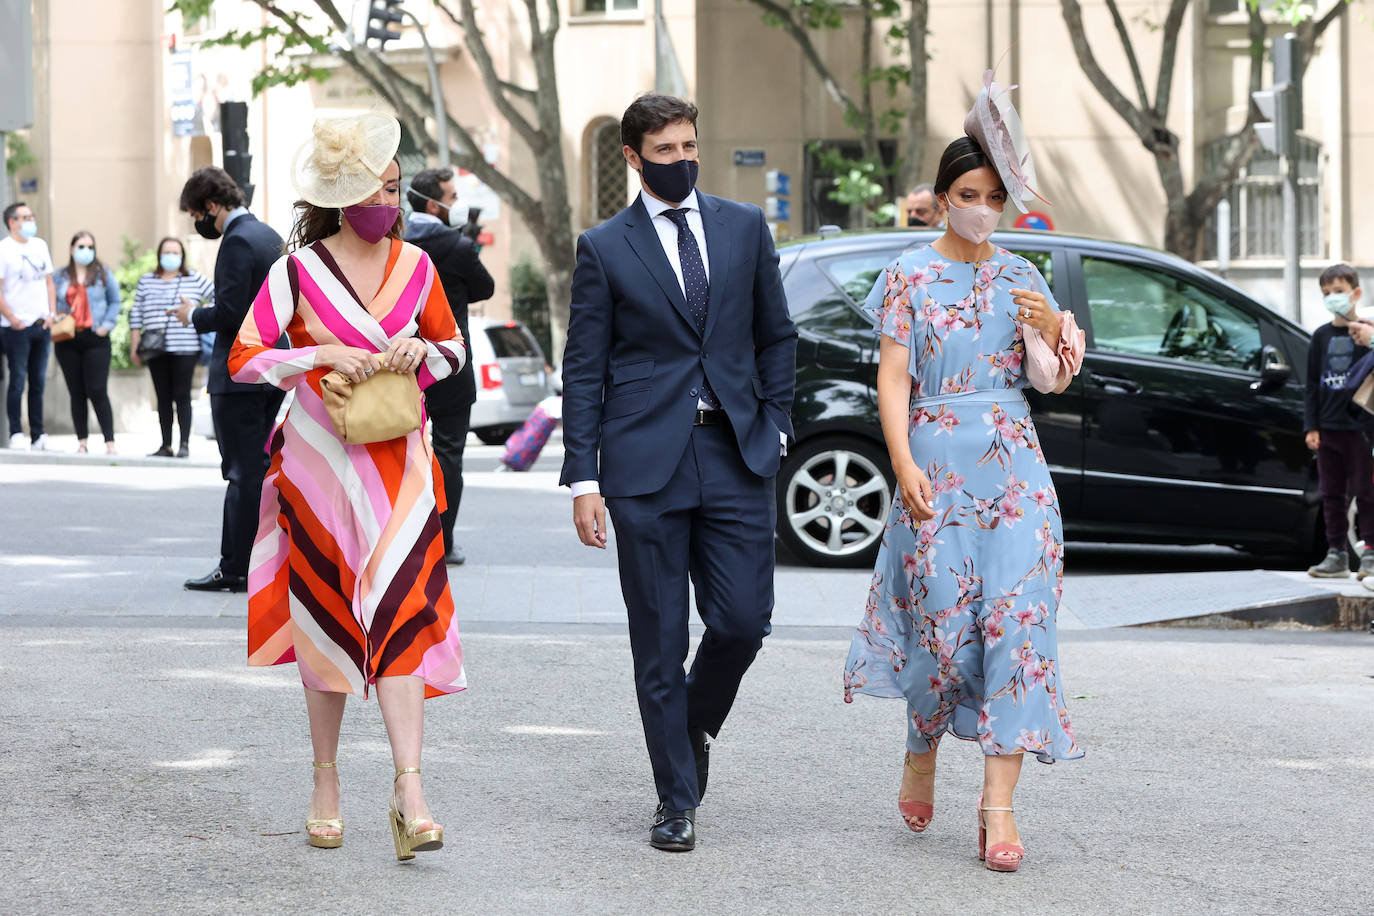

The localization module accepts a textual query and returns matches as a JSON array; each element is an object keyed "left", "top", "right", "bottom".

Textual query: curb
[
  {"left": 1147, "top": 591, "right": 1374, "bottom": 630},
  {"left": 0, "top": 450, "right": 220, "bottom": 469}
]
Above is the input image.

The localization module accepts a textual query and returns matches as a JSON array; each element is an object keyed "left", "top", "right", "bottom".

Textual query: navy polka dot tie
[{"left": 664, "top": 208, "right": 718, "bottom": 409}]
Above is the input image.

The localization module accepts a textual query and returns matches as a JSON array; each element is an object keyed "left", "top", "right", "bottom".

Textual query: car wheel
[
  {"left": 475, "top": 426, "right": 515, "bottom": 446},
  {"left": 776, "top": 435, "right": 894, "bottom": 568}
]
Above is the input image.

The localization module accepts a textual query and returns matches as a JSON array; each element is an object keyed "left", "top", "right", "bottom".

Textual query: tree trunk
[{"left": 898, "top": 0, "right": 930, "bottom": 193}]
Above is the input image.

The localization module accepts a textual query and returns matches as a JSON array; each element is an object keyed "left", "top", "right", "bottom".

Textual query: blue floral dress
[{"left": 842, "top": 245, "right": 1082, "bottom": 764}]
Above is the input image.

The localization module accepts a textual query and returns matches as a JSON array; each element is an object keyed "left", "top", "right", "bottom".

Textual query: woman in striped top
[{"left": 129, "top": 237, "right": 213, "bottom": 457}]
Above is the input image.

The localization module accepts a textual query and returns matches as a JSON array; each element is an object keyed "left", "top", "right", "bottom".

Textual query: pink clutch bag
[{"left": 1023, "top": 311, "right": 1085, "bottom": 394}]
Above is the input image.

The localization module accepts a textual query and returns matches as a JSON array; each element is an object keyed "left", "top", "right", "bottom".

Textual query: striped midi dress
[{"left": 228, "top": 239, "right": 468, "bottom": 698}]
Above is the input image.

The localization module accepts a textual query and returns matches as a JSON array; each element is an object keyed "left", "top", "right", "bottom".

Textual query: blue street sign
[
  {"left": 766, "top": 169, "right": 790, "bottom": 197},
  {"left": 733, "top": 149, "right": 766, "bottom": 167}
]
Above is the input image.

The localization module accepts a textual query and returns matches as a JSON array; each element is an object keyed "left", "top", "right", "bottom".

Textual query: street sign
[
  {"left": 1014, "top": 211, "right": 1054, "bottom": 231},
  {"left": 169, "top": 50, "right": 196, "bottom": 137},
  {"left": 733, "top": 149, "right": 766, "bottom": 167},
  {"left": 765, "top": 169, "right": 790, "bottom": 197},
  {"left": 765, "top": 197, "right": 790, "bottom": 222}
]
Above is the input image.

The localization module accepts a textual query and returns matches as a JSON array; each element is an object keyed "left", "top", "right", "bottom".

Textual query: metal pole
[
  {"left": 1282, "top": 150, "right": 1299, "bottom": 321},
  {"left": 0, "top": 130, "right": 10, "bottom": 212},
  {"left": 401, "top": 10, "right": 450, "bottom": 169},
  {"left": 1216, "top": 198, "right": 1230, "bottom": 279}
]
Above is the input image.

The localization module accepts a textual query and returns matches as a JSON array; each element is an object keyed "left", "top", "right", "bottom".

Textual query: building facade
[{"left": 9, "top": 1, "right": 1371, "bottom": 431}]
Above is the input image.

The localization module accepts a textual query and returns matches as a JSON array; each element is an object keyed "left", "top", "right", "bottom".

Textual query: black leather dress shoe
[
  {"left": 650, "top": 805, "right": 695, "bottom": 851},
  {"left": 184, "top": 568, "right": 248, "bottom": 593},
  {"left": 445, "top": 544, "right": 466, "bottom": 566},
  {"left": 689, "top": 728, "right": 710, "bottom": 801}
]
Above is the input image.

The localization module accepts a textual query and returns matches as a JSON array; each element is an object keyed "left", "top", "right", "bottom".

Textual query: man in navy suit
[
  {"left": 171, "top": 167, "right": 285, "bottom": 593},
  {"left": 560, "top": 94, "right": 797, "bottom": 851}
]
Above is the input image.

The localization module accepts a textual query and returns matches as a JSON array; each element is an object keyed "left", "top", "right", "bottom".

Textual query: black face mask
[
  {"left": 194, "top": 212, "right": 222, "bottom": 240},
  {"left": 907, "top": 216, "right": 929, "bottom": 228},
  {"left": 639, "top": 157, "right": 699, "bottom": 204}
]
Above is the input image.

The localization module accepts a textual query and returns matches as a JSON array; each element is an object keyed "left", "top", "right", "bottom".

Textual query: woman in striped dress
[
  {"left": 129, "top": 237, "right": 213, "bottom": 457},
  {"left": 228, "top": 113, "right": 467, "bottom": 860}
]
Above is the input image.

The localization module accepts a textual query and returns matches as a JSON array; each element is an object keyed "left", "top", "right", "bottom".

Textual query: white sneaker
[
  {"left": 31, "top": 433, "right": 48, "bottom": 451},
  {"left": 8, "top": 433, "right": 26, "bottom": 450}
]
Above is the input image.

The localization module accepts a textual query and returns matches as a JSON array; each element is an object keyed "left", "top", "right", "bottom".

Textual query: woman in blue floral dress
[{"left": 842, "top": 119, "right": 1085, "bottom": 872}]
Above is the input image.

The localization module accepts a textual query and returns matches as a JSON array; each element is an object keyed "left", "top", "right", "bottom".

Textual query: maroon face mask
[{"left": 342, "top": 204, "right": 399, "bottom": 244}]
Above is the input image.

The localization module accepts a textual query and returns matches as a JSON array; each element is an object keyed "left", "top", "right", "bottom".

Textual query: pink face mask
[
  {"left": 342, "top": 204, "right": 399, "bottom": 244},
  {"left": 942, "top": 195, "right": 1002, "bottom": 246}
]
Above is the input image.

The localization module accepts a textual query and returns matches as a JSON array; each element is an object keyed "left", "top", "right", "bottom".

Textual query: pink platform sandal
[
  {"left": 976, "top": 793, "right": 1025, "bottom": 872},
  {"left": 897, "top": 752, "right": 934, "bottom": 832}
]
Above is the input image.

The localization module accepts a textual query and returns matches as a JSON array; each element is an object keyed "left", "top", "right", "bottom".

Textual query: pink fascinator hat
[{"left": 962, "top": 69, "right": 1049, "bottom": 213}]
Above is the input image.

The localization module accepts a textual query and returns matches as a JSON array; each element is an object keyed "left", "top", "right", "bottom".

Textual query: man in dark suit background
[
  {"left": 404, "top": 167, "right": 494, "bottom": 566},
  {"left": 171, "top": 167, "right": 285, "bottom": 593},
  {"left": 560, "top": 94, "right": 797, "bottom": 851}
]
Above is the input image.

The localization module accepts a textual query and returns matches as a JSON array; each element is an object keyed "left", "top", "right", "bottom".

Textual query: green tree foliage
[{"left": 109, "top": 238, "right": 157, "bottom": 372}]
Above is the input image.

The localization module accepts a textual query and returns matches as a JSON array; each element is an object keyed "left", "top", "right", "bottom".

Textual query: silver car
[{"left": 468, "top": 317, "right": 554, "bottom": 444}]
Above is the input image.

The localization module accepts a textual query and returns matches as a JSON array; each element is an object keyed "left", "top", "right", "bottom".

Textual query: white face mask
[
  {"left": 942, "top": 194, "right": 1001, "bottom": 246},
  {"left": 411, "top": 188, "right": 467, "bottom": 228}
]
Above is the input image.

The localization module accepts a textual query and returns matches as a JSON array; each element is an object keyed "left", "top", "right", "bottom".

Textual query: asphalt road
[{"left": 1, "top": 620, "right": 1371, "bottom": 913}]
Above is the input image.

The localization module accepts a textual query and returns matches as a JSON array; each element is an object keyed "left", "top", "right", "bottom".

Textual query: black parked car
[{"left": 777, "top": 228, "right": 1318, "bottom": 567}]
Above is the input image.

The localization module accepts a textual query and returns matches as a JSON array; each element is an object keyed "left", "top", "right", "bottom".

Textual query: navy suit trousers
[{"left": 606, "top": 423, "right": 776, "bottom": 811}]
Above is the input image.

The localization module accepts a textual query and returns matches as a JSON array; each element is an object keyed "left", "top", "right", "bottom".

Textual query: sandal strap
[
  {"left": 394, "top": 766, "right": 421, "bottom": 783},
  {"left": 903, "top": 753, "right": 935, "bottom": 776},
  {"left": 980, "top": 805, "right": 1014, "bottom": 812},
  {"left": 312, "top": 761, "right": 337, "bottom": 769},
  {"left": 306, "top": 817, "right": 343, "bottom": 829}
]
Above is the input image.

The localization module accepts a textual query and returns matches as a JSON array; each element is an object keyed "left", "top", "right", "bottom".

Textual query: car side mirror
[{"left": 1250, "top": 344, "right": 1291, "bottom": 392}]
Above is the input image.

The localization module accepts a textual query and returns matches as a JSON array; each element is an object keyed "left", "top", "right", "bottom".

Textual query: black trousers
[
  {"left": 212, "top": 389, "right": 285, "bottom": 577},
  {"left": 53, "top": 330, "right": 115, "bottom": 442},
  {"left": 605, "top": 423, "right": 776, "bottom": 811},
  {"left": 1316, "top": 428, "right": 1374, "bottom": 549},
  {"left": 146, "top": 353, "right": 198, "bottom": 448},
  {"left": 430, "top": 405, "right": 472, "bottom": 553}
]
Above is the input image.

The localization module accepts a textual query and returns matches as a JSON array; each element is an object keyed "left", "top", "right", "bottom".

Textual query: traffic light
[
  {"left": 1252, "top": 33, "right": 1302, "bottom": 157},
  {"left": 367, "top": 1, "right": 405, "bottom": 48},
  {"left": 220, "top": 100, "right": 254, "bottom": 207}
]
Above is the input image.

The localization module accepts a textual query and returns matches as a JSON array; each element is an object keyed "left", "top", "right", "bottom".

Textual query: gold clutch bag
[{"left": 318, "top": 369, "right": 423, "bottom": 444}]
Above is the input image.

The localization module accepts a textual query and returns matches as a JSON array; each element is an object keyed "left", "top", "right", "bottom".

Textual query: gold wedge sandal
[
  {"left": 389, "top": 767, "right": 443, "bottom": 861},
  {"left": 306, "top": 760, "right": 343, "bottom": 849}
]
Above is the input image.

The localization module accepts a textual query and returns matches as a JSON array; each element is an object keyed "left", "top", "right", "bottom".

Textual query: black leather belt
[{"left": 693, "top": 409, "right": 725, "bottom": 427}]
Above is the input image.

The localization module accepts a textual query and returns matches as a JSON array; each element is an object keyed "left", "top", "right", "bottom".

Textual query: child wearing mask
[{"left": 1304, "top": 263, "right": 1374, "bottom": 578}]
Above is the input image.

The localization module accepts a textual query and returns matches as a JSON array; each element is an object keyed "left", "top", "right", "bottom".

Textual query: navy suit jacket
[
  {"left": 191, "top": 212, "right": 284, "bottom": 395},
  {"left": 559, "top": 192, "right": 798, "bottom": 499}
]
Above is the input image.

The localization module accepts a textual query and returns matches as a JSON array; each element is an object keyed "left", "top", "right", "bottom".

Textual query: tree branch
[
  {"left": 1058, "top": 0, "right": 1146, "bottom": 137},
  {"left": 1104, "top": 0, "right": 1150, "bottom": 111},
  {"left": 1152, "top": 0, "right": 1191, "bottom": 119},
  {"left": 499, "top": 79, "right": 538, "bottom": 102},
  {"left": 1300, "top": 1, "right": 1350, "bottom": 70},
  {"left": 741, "top": 0, "right": 862, "bottom": 117},
  {"left": 434, "top": 0, "right": 544, "bottom": 149}
]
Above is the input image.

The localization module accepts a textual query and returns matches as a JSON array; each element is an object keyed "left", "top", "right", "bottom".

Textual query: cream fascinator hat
[
  {"left": 291, "top": 111, "right": 402, "bottom": 208},
  {"left": 962, "top": 69, "right": 1049, "bottom": 213}
]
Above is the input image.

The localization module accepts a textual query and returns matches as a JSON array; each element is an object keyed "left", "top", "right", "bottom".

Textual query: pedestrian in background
[
  {"left": 1305, "top": 264, "right": 1374, "bottom": 579},
  {"left": 228, "top": 113, "right": 468, "bottom": 859},
  {"left": 405, "top": 166, "right": 494, "bottom": 565},
  {"left": 53, "top": 230, "right": 120, "bottom": 454},
  {"left": 0, "top": 201, "right": 57, "bottom": 450},
  {"left": 843, "top": 80, "right": 1085, "bottom": 874},
  {"left": 129, "top": 237, "right": 211, "bottom": 458},
  {"left": 903, "top": 182, "right": 946, "bottom": 228},
  {"left": 170, "top": 166, "right": 285, "bottom": 594}
]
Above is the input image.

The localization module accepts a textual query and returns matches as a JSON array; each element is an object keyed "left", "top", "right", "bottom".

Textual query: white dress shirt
[{"left": 570, "top": 190, "right": 781, "bottom": 500}]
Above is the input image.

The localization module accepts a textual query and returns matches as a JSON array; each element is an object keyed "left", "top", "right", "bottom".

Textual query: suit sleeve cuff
[{"left": 570, "top": 480, "right": 601, "bottom": 498}]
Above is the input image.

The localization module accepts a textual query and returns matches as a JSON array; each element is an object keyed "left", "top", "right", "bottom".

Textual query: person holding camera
[{"left": 404, "top": 167, "right": 494, "bottom": 566}]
